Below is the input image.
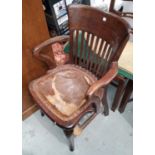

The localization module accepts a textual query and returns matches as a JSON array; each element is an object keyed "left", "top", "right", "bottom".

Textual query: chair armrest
[
  {"left": 33, "top": 35, "right": 70, "bottom": 68},
  {"left": 86, "top": 62, "right": 118, "bottom": 97}
]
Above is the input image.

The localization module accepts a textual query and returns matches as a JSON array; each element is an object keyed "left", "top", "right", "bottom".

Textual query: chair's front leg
[
  {"left": 63, "top": 129, "right": 74, "bottom": 151},
  {"left": 40, "top": 110, "right": 45, "bottom": 117}
]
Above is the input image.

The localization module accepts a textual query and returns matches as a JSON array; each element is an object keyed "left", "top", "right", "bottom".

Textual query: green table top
[{"left": 118, "top": 69, "right": 133, "bottom": 80}]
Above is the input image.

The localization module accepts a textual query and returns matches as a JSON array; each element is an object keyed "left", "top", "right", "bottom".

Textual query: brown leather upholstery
[{"left": 29, "top": 64, "right": 103, "bottom": 126}]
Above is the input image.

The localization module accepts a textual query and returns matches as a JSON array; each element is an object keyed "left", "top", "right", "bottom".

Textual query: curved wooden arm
[
  {"left": 33, "top": 35, "right": 70, "bottom": 68},
  {"left": 33, "top": 35, "right": 70, "bottom": 54},
  {"left": 87, "top": 62, "right": 118, "bottom": 97}
]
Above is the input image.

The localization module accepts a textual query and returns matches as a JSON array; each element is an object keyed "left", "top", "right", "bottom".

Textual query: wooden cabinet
[{"left": 22, "top": 0, "right": 50, "bottom": 119}]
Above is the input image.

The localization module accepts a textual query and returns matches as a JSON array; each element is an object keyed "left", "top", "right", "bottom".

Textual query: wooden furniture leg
[
  {"left": 63, "top": 129, "right": 74, "bottom": 151},
  {"left": 119, "top": 79, "right": 133, "bottom": 113},
  {"left": 102, "top": 87, "right": 109, "bottom": 116},
  {"left": 40, "top": 110, "right": 45, "bottom": 117},
  {"left": 111, "top": 76, "right": 126, "bottom": 111},
  {"left": 128, "top": 98, "right": 133, "bottom": 102}
]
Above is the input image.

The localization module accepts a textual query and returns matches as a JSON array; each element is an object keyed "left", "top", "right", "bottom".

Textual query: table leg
[
  {"left": 111, "top": 75, "right": 126, "bottom": 111},
  {"left": 118, "top": 79, "right": 133, "bottom": 113},
  {"left": 102, "top": 87, "right": 109, "bottom": 116}
]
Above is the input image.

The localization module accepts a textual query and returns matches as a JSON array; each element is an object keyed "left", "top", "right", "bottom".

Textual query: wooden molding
[{"left": 22, "top": 104, "right": 39, "bottom": 120}]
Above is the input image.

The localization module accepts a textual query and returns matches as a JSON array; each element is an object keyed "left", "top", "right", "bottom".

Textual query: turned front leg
[{"left": 63, "top": 129, "right": 74, "bottom": 151}]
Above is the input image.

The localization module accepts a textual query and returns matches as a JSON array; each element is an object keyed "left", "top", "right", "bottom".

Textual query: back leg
[{"left": 102, "top": 87, "right": 109, "bottom": 116}]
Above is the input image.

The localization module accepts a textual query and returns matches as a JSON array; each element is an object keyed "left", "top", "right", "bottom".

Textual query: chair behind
[{"left": 109, "top": 0, "right": 133, "bottom": 33}]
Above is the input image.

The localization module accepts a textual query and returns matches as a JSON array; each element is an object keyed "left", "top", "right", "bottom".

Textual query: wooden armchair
[{"left": 29, "top": 4, "right": 130, "bottom": 151}]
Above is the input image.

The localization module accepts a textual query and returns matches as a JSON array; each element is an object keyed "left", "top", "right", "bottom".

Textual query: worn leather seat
[{"left": 29, "top": 64, "right": 104, "bottom": 127}]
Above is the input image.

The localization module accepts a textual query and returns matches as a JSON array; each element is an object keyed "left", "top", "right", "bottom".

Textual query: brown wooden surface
[{"left": 22, "top": 0, "right": 51, "bottom": 119}]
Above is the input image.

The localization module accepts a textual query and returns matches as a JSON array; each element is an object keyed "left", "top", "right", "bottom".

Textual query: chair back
[{"left": 68, "top": 4, "right": 130, "bottom": 77}]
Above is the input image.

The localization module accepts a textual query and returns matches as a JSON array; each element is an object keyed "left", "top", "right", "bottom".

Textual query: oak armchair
[{"left": 29, "top": 4, "right": 130, "bottom": 151}]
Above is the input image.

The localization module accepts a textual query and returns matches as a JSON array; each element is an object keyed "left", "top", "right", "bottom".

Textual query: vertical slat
[
  {"left": 99, "top": 61, "right": 108, "bottom": 77},
  {"left": 83, "top": 32, "right": 88, "bottom": 65},
  {"left": 69, "top": 30, "right": 73, "bottom": 59},
  {"left": 108, "top": 48, "right": 115, "bottom": 63},
  {"left": 70, "top": 30, "right": 75, "bottom": 62},
  {"left": 84, "top": 32, "right": 91, "bottom": 66},
  {"left": 71, "top": 30, "right": 114, "bottom": 78},
  {"left": 103, "top": 44, "right": 110, "bottom": 59},
  {"left": 82, "top": 32, "right": 88, "bottom": 66},
  {"left": 96, "top": 38, "right": 102, "bottom": 55},
  {"left": 94, "top": 39, "right": 104, "bottom": 75},
  {"left": 79, "top": 30, "right": 85, "bottom": 65},
  {"left": 96, "top": 61, "right": 103, "bottom": 77},
  {"left": 87, "top": 34, "right": 95, "bottom": 69},
  {"left": 75, "top": 30, "right": 79, "bottom": 64},
  {"left": 106, "top": 47, "right": 113, "bottom": 61},
  {"left": 91, "top": 37, "right": 100, "bottom": 73},
  {"left": 101, "top": 42, "right": 109, "bottom": 59},
  {"left": 89, "top": 36, "right": 97, "bottom": 71},
  {"left": 98, "top": 41, "right": 105, "bottom": 57},
  {"left": 98, "top": 44, "right": 112, "bottom": 77},
  {"left": 96, "top": 41, "right": 109, "bottom": 76}
]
